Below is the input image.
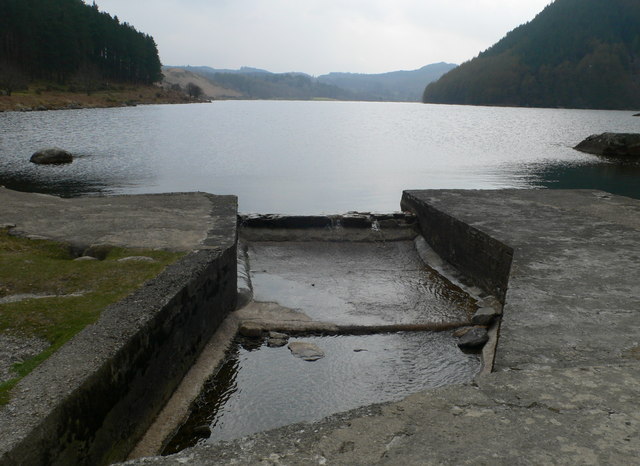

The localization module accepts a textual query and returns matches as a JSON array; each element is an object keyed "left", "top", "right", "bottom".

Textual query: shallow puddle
[{"left": 163, "top": 332, "right": 479, "bottom": 454}]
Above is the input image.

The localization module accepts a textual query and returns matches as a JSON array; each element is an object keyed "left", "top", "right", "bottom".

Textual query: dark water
[
  {"left": 1, "top": 102, "right": 638, "bottom": 213},
  {"left": 163, "top": 332, "right": 479, "bottom": 453}
]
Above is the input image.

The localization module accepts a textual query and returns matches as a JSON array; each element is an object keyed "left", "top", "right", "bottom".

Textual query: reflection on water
[
  {"left": 162, "top": 332, "right": 479, "bottom": 454},
  {"left": 0, "top": 102, "right": 639, "bottom": 211},
  {"left": 530, "top": 160, "right": 640, "bottom": 199}
]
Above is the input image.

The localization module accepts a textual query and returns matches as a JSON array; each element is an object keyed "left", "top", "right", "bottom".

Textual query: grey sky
[{"left": 89, "top": 0, "right": 551, "bottom": 75}]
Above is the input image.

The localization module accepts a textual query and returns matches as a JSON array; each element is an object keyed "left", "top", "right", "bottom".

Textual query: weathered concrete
[
  {"left": 122, "top": 189, "right": 640, "bottom": 465},
  {"left": 403, "top": 189, "right": 640, "bottom": 370},
  {"left": 0, "top": 187, "right": 228, "bottom": 252},
  {"left": 0, "top": 188, "right": 238, "bottom": 465}
]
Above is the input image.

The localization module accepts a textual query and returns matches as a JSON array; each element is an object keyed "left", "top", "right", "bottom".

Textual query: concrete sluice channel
[{"left": 154, "top": 213, "right": 485, "bottom": 455}]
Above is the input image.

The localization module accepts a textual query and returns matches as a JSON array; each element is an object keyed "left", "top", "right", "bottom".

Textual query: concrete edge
[
  {"left": 402, "top": 191, "right": 512, "bottom": 374},
  {"left": 401, "top": 190, "right": 514, "bottom": 304},
  {"left": 238, "top": 212, "right": 418, "bottom": 242},
  {"left": 0, "top": 197, "right": 238, "bottom": 466}
]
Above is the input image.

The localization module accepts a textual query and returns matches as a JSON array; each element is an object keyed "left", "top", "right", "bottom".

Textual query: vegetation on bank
[
  {"left": 0, "top": 229, "right": 183, "bottom": 404},
  {"left": 0, "top": 0, "right": 162, "bottom": 96},
  {"left": 423, "top": 0, "right": 640, "bottom": 109},
  {"left": 0, "top": 83, "right": 196, "bottom": 112}
]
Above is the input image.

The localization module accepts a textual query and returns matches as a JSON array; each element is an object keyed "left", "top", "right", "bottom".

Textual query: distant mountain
[
  {"left": 318, "top": 63, "right": 456, "bottom": 102},
  {"left": 165, "top": 63, "right": 455, "bottom": 102},
  {"left": 423, "top": 0, "right": 640, "bottom": 109},
  {"left": 169, "top": 66, "right": 354, "bottom": 100}
]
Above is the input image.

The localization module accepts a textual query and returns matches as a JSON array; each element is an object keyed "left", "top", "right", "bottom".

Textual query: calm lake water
[{"left": 1, "top": 101, "right": 639, "bottom": 213}]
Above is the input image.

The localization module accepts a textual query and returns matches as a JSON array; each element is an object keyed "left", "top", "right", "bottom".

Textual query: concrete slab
[
  {"left": 0, "top": 188, "right": 238, "bottom": 465},
  {"left": 402, "top": 189, "right": 640, "bottom": 371},
  {"left": 0, "top": 187, "right": 236, "bottom": 251},
  {"left": 122, "top": 189, "right": 640, "bottom": 465}
]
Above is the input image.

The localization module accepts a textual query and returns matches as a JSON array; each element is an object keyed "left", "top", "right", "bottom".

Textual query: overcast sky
[{"left": 89, "top": 0, "right": 552, "bottom": 75}]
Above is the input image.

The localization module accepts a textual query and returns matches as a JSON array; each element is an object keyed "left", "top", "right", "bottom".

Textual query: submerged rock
[
  {"left": 457, "top": 327, "right": 488, "bottom": 351},
  {"left": 288, "top": 341, "right": 325, "bottom": 361},
  {"left": 574, "top": 133, "right": 640, "bottom": 158},
  {"left": 267, "top": 331, "right": 289, "bottom": 347},
  {"left": 30, "top": 148, "right": 73, "bottom": 164}
]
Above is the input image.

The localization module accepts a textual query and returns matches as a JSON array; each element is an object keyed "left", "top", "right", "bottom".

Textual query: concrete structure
[
  {"left": 0, "top": 189, "right": 238, "bottom": 465},
  {"left": 124, "top": 189, "right": 640, "bottom": 465}
]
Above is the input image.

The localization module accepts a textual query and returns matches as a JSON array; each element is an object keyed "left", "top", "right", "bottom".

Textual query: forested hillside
[
  {"left": 423, "top": 0, "right": 640, "bottom": 109},
  {"left": 0, "top": 0, "right": 162, "bottom": 93}
]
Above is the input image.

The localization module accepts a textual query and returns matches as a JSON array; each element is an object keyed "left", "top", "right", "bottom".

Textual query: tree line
[
  {"left": 423, "top": 0, "right": 640, "bottom": 109},
  {"left": 0, "top": 0, "right": 162, "bottom": 93}
]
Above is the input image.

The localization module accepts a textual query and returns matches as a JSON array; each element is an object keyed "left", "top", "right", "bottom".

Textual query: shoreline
[{"left": 0, "top": 85, "right": 205, "bottom": 113}]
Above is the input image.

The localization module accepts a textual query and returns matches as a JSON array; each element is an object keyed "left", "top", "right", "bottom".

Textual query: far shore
[{"left": 0, "top": 85, "right": 205, "bottom": 113}]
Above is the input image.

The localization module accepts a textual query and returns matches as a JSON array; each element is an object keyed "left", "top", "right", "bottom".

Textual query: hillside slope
[
  {"left": 423, "top": 0, "right": 640, "bottom": 109},
  {"left": 318, "top": 63, "right": 456, "bottom": 102},
  {"left": 162, "top": 68, "right": 242, "bottom": 99},
  {"left": 171, "top": 64, "right": 455, "bottom": 102}
]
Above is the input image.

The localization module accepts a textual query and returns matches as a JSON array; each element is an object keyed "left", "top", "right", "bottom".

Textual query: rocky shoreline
[{"left": 0, "top": 85, "right": 203, "bottom": 113}]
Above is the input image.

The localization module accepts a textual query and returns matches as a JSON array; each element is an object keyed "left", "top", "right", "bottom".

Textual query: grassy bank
[
  {"left": 0, "top": 229, "right": 184, "bottom": 404},
  {"left": 0, "top": 83, "right": 199, "bottom": 112}
]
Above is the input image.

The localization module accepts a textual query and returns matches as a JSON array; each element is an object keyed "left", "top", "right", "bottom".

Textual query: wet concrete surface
[
  {"left": 248, "top": 241, "right": 476, "bottom": 326},
  {"left": 122, "top": 189, "right": 640, "bottom": 465}
]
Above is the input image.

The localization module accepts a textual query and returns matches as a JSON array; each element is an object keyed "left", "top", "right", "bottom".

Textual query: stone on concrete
[
  {"left": 471, "top": 306, "right": 500, "bottom": 325},
  {"left": 238, "top": 322, "right": 263, "bottom": 338},
  {"left": 457, "top": 327, "right": 488, "bottom": 350}
]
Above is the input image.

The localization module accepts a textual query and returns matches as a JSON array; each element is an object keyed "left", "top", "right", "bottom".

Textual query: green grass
[{"left": 0, "top": 229, "right": 184, "bottom": 404}]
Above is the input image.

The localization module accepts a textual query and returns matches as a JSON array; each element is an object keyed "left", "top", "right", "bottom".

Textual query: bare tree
[
  {"left": 0, "top": 62, "right": 27, "bottom": 96},
  {"left": 186, "top": 82, "right": 203, "bottom": 99}
]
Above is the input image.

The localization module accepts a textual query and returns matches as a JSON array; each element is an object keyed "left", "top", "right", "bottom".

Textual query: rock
[
  {"left": 73, "top": 256, "right": 98, "bottom": 262},
  {"left": 471, "top": 307, "right": 501, "bottom": 326},
  {"left": 574, "top": 133, "right": 640, "bottom": 158},
  {"left": 457, "top": 327, "right": 488, "bottom": 351},
  {"left": 30, "top": 148, "right": 73, "bottom": 165},
  {"left": 267, "top": 331, "right": 289, "bottom": 347},
  {"left": 288, "top": 341, "right": 325, "bottom": 361},
  {"left": 192, "top": 425, "right": 211, "bottom": 438},
  {"left": 117, "top": 256, "right": 156, "bottom": 263},
  {"left": 238, "top": 322, "right": 263, "bottom": 338}
]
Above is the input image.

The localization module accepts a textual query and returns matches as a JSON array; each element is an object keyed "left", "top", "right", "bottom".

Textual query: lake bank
[{"left": 0, "top": 85, "right": 200, "bottom": 113}]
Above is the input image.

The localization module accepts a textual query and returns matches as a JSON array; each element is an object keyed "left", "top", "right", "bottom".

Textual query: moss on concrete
[{"left": 0, "top": 229, "right": 183, "bottom": 404}]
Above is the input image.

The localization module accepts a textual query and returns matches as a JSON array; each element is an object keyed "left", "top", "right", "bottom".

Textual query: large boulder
[
  {"left": 30, "top": 148, "right": 73, "bottom": 164},
  {"left": 574, "top": 133, "right": 640, "bottom": 158}
]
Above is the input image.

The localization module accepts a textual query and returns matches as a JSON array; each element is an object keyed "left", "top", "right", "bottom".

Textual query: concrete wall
[
  {"left": 401, "top": 190, "right": 513, "bottom": 303},
  {"left": 0, "top": 247, "right": 237, "bottom": 466}
]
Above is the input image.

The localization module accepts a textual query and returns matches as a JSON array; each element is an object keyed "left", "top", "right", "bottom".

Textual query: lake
[{"left": 1, "top": 101, "right": 639, "bottom": 213}]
